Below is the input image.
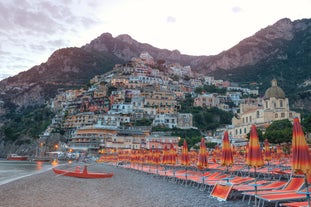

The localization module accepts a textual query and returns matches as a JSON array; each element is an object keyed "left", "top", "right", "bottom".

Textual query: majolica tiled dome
[{"left": 264, "top": 79, "right": 285, "bottom": 99}]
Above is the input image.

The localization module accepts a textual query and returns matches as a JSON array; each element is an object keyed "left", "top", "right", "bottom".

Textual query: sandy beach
[{"left": 0, "top": 163, "right": 253, "bottom": 207}]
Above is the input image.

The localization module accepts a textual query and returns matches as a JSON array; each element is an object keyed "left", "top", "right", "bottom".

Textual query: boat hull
[
  {"left": 7, "top": 154, "right": 28, "bottom": 161},
  {"left": 52, "top": 168, "right": 114, "bottom": 179}
]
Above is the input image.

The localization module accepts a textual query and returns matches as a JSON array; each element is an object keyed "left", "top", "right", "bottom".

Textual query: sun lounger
[
  {"left": 256, "top": 191, "right": 308, "bottom": 207},
  {"left": 280, "top": 201, "right": 309, "bottom": 207},
  {"left": 234, "top": 180, "right": 286, "bottom": 193},
  {"left": 235, "top": 180, "right": 286, "bottom": 200},
  {"left": 242, "top": 177, "right": 305, "bottom": 205}
]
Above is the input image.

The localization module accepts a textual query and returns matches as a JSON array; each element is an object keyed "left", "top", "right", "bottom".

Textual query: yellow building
[
  {"left": 230, "top": 79, "right": 300, "bottom": 138},
  {"left": 144, "top": 90, "right": 178, "bottom": 114},
  {"left": 68, "top": 126, "right": 118, "bottom": 151}
]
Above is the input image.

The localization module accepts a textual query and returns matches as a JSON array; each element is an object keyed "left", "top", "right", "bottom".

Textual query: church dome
[{"left": 264, "top": 79, "right": 285, "bottom": 99}]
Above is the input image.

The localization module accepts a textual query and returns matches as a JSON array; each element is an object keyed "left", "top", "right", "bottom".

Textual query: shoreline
[{"left": 0, "top": 163, "right": 251, "bottom": 207}]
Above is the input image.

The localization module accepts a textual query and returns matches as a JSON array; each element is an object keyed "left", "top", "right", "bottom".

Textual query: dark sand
[{"left": 0, "top": 163, "right": 257, "bottom": 207}]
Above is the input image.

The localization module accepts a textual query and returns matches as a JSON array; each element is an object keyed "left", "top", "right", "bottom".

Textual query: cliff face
[
  {"left": 0, "top": 18, "right": 310, "bottom": 109},
  {"left": 195, "top": 18, "right": 311, "bottom": 73}
]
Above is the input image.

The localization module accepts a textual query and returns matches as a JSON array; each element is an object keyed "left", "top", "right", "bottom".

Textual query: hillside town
[{"left": 38, "top": 52, "right": 300, "bottom": 158}]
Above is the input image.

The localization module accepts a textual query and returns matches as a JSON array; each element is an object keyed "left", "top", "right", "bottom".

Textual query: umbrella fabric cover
[
  {"left": 197, "top": 138, "right": 209, "bottom": 170},
  {"left": 263, "top": 139, "right": 272, "bottom": 162},
  {"left": 292, "top": 117, "right": 311, "bottom": 175},
  {"left": 181, "top": 139, "right": 190, "bottom": 166},
  {"left": 246, "top": 125, "right": 264, "bottom": 168},
  {"left": 220, "top": 131, "right": 233, "bottom": 167}
]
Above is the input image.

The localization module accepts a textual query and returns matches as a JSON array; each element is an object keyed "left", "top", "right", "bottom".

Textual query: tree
[
  {"left": 246, "top": 128, "right": 264, "bottom": 142},
  {"left": 302, "top": 113, "right": 311, "bottom": 135},
  {"left": 264, "top": 119, "right": 293, "bottom": 144}
]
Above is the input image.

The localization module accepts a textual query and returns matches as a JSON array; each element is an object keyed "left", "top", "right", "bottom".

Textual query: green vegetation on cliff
[{"left": 1, "top": 106, "right": 54, "bottom": 143}]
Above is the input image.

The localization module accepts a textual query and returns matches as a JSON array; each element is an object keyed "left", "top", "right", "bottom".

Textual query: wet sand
[{"left": 0, "top": 163, "right": 253, "bottom": 207}]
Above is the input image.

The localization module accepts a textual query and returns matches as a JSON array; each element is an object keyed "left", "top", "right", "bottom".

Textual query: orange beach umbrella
[
  {"left": 291, "top": 117, "right": 311, "bottom": 175},
  {"left": 197, "top": 138, "right": 209, "bottom": 170},
  {"left": 263, "top": 139, "right": 272, "bottom": 163},
  {"left": 246, "top": 125, "right": 264, "bottom": 168},
  {"left": 161, "top": 145, "right": 169, "bottom": 165},
  {"left": 153, "top": 148, "right": 161, "bottom": 165},
  {"left": 246, "top": 124, "right": 264, "bottom": 207},
  {"left": 291, "top": 117, "right": 311, "bottom": 207},
  {"left": 181, "top": 139, "right": 190, "bottom": 167},
  {"left": 220, "top": 131, "right": 233, "bottom": 168}
]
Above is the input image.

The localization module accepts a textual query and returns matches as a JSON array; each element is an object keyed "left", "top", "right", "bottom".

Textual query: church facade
[{"left": 229, "top": 79, "right": 300, "bottom": 138}]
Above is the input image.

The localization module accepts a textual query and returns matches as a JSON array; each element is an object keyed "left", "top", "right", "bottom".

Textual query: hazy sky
[{"left": 1, "top": 0, "right": 311, "bottom": 78}]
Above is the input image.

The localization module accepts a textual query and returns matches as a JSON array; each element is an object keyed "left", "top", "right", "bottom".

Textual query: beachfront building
[
  {"left": 105, "top": 126, "right": 151, "bottom": 150},
  {"left": 68, "top": 126, "right": 118, "bottom": 151},
  {"left": 145, "top": 133, "right": 180, "bottom": 150},
  {"left": 229, "top": 79, "right": 300, "bottom": 138}
]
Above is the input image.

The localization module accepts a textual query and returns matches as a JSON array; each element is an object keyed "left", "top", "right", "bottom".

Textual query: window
[
  {"left": 275, "top": 113, "right": 278, "bottom": 118},
  {"left": 281, "top": 113, "right": 285, "bottom": 118},
  {"left": 280, "top": 100, "right": 283, "bottom": 108}
]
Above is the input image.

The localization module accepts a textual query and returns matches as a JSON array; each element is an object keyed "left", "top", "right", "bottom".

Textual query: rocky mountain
[{"left": 0, "top": 18, "right": 310, "bottom": 111}]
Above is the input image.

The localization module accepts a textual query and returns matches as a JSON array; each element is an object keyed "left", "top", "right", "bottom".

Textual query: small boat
[
  {"left": 7, "top": 154, "right": 28, "bottom": 161},
  {"left": 52, "top": 166, "right": 114, "bottom": 179}
]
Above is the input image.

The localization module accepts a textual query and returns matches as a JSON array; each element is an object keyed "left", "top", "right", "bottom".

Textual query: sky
[{"left": 0, "top": 0, "right": 311, "bottom": 79}]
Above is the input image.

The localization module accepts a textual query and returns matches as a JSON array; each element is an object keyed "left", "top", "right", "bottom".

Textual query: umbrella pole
[
  {"left": 226, "top": 166, "right": 229, "bottom": 183},
  {"left": 185, "top": 166, "right": 188, "bottom": 182},
  {"left": 304, "top": 174, "right": 311, "bottom": 207},
  {"left": 254, "top": 166, "right": 257, "bottom": 207}
]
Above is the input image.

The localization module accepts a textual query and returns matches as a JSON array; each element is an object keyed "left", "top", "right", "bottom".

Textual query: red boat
[
  {"left": 6, "top": 154, "right": 28, "bottom": 161},
  {"left": 52, "top": 166, "right": 114, "bottom": 179}
]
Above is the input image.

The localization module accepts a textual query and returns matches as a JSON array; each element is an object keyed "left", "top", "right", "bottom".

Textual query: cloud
[
  {"left": 0, "top": 0, "right": 102, "bottom": 75},
  {"left": 166, "top": 16, "right": 176, "bottom": 23},
  {"left": 231, "top": 6, "right": 243, "bottom": 14}
]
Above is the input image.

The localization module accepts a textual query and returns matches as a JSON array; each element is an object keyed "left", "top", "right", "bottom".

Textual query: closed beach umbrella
[
  {"left": 292, "top": 117, "right": 311, "bottom": 173},
  {"left": 220, "top": 131, "right": 233, "bottom": 172},
  {"left": 246, "top": 124, "right": 264, "bottom": 206},
  {"left": 168, "top": 143, "right": 177, "bottom": 166},
  {"left": 291, "top": 117, "right": 311, "bottom": 207},
  {"left": 181, "top": 139, "right": 190, "bottom": 180},
  {"left": 246, "top": 125, "right": 264, "bottom": 169},
  {"left": 181, "top": 139, "right": 190, "bottom": 166},
  {"left": 152, "top": 148, "right": 161, "bottom": 165},
  {"left": 213, "top": 145, "right": 221, "bottom": 163},
  {"left": 197, "top": 138, "right": 209, "bottom": 170},
  {"left": 152, "top": 148, "right": 161, "bottom": 174},
  {"left": 263, "top": 139, "right": 272, "bottom": 164},
  {"left": 276, "top": 144, "right": 284, "bottom": 161},
  {"left": 162, "top": 145, "right": 169, "bottom": 165}
]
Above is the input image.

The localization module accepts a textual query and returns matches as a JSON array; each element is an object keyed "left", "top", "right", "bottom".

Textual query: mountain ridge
[{"left": 0, "top": 18, "right": 310, "bottom": 111}]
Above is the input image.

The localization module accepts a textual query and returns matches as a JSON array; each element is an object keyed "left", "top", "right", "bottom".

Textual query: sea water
[{"left": 0, "top": 160, "right": 52, "bottom": 185}]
